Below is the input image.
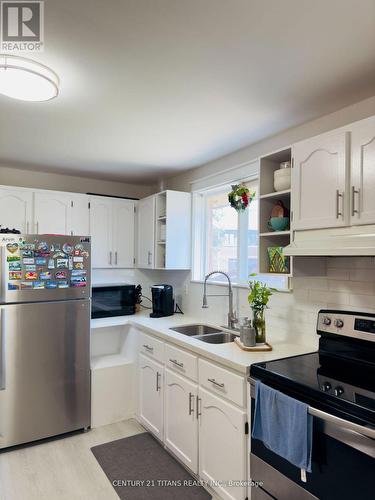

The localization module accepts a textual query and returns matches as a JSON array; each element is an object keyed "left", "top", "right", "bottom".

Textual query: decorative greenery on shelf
[
  {"left": 247, "top": 274, "right": 276, "bottom": 312},
  {"left": 248, "top": 274, "right": 276, "bottom": 344},
  {"left": 228, "top": 184, "right": 256, "bottom": 212}
]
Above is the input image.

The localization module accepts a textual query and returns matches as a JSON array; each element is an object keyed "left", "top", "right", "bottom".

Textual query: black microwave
[{"left": 91, "top": 284, "right": 136, "bottom": 318}]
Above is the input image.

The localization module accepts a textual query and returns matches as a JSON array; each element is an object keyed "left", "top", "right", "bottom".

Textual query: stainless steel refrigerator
[{"left": 0, "top": 234, "right": 91, "bottom": 449}]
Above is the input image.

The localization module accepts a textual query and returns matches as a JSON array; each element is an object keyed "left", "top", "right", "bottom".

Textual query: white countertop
[{"left": 91, "top": 312, "right": 316, "bottom": 374}]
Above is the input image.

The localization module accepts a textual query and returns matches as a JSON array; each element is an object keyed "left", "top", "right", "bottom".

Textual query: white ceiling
[{"left": 0, "top": 0, "right": 374, "bottom": 184}]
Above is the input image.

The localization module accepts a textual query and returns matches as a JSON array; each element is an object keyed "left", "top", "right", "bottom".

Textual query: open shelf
[
  {"left": 258, "top": 147, "right": 292, "bottom": 279},
  {"left": 260, "top": 231, "right": 291, "bottom": 237},
  {"left": 91, "top": 353, "right": 132, "bottom": 370},
  {"left": 260, "top": 189, "right": 291, "bottom": 199}
]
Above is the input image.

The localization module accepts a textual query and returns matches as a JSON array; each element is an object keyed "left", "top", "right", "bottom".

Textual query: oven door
[
  {"left": 249, "top": 378, "right": 375, "bottom": 500},
  {"left": 91, "top": 285, "right": 135, "bottom": 318}
]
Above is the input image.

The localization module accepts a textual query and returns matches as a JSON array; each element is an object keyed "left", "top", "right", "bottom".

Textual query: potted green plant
[{"left": 248, "top": 275, "right": 276, "bottom": 344}]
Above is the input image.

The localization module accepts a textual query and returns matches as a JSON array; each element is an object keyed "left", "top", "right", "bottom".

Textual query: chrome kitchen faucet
[{"left": 202, "top": 270, "right": 238, "bottom": 330}]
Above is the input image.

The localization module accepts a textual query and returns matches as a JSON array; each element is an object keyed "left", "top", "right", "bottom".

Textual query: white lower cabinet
[
  {"left": 138, "top": 354, "right": 164, "bottom": 440},
  {"left": 164, "top": 369, "right": 198, "bottom": 473},
  {"left": 137, "top": 334, "right": 248, "bottom": 500},
  {"left": 198, "top": 387, "right": 247, "bottom": 500}
]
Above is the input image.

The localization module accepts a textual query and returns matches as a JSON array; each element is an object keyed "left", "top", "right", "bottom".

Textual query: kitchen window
[{"left": 192, "top": 180, "right": 289, "bottom": 290}]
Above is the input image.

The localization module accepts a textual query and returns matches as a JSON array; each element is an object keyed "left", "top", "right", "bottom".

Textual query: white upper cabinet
[
  {"left": 113, "top": 199, "right": 135, "bottom": 268},
  {"left": 70, "top": 194, "right": 90, "bottom": 236},
  {"left": 138, "top": 190, "right": 191, "bottom": 270},
  {"left": 350, "top": 115, "right": 375, "bottom": 226},
  {"left": 292, "top": 129, "right": 348, "bottom": 230},
  {"left": 0, "top": 186, "right": 32, "bottom": 233},
  {"left": 90, "top": 197, "right": 113, "bottom": 268},
  {"left": 137, "top": 196, "right": 155, "bottom": 269},
  {"left": 90, "top": 196, "right": 135, "bottom": 269},
  {"left": 34, "top": 191, "right": 89, "bottom": 236},
  {"left": 34, "top": 191, "right": 72, "bottom": 235}
]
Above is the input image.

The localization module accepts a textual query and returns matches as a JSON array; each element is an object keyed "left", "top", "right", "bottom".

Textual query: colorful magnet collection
[{"left": 6, "top": 239, "right": 89, "bottom": 291}]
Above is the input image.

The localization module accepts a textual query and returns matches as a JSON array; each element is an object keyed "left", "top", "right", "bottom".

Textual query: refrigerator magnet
[
  {"left": 33, "top": 281, "right": 45, "bottom": 289},
  {"left": 7, "top": 255, "right": 20, "bottom": 262},
  {"left": 55, "top": 271, "right": 67, "bottom": 279},
  {"left": 36, "top": 241, "right": 49, "bottom": 253},
  {"left": 56, "top": 259, "right": 68, "bottom": 268},
  {"left": 9, "top": 262, "right": 22, "bottom": 271},
  {"left": 6, "top": 243, "right": 19, "bottom": 254},
  {"left": 57, "top": 281, "right": 69, "bottom": 289},
  {"left": 8, "top": 283, "right": 20, "bottom": 290},
  {"left": 62, "top": 243, "right": 73, "bottom": 255},
  {"left": 39, "top": 271, "right": 52, "bottom": 280},
  {"left": 22, "top": 250, "right": 34, "bottom": 258},
  {"left": 73, "top": 256, "right": 83, "bottom": 262},
  {"left": 48, "top": 259, "right": 55, "bottom": 269},
  {"left": 9, "top": 271, "right": 22, "bottom": 280},
  {"left": 68, "top": 256, "right": 73, "bottom": 270},
  {"left": 35, "top": 257, "right": 47, "bottom": 265},
  {"left": 25, "top": 271, "right": 38, "bottom": 280},
  {"left": 74, "top": 262, "right": 84, "bottom": 270},
  {"left": 71, "top": 269, "right": 86, "bottom": 277},
  {"left": 53, "top": 251, "right": 65, "bottom": 259},
  {"left": 45, "top": 281, "right": 58, "bottom": 289},
  {"left": 25, "top": 265, "right": 37, "bottom": 272},
  {"left": 23, "top": 258, "right": 35, "bottom": 265},
  {"left": 20, "top": 282, "right": 33, "bottom": 289}
]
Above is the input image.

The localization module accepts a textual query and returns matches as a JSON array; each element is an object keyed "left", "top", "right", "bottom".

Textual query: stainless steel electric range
[{"left": 249, "top": 309, "right": 375, "bottom": 500}]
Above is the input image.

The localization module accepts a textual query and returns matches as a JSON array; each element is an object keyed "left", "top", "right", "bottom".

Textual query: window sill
[{"left": 190, "top": 279, "right": 292, "bottom": 293}]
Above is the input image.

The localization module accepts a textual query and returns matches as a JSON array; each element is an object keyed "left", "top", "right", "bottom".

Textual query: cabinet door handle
[
  {"left": 351, "top": 186, "right": 360, "bottom": 217},
  {"left": 109, "top": 251, "right": 112, "bottom": 265},
  {"left": 147, "top": 251, "right": 152, "bottom": 265},
  {"left": 208, "top": 377, "right": 225, "bottom": 388},
  {"left": 156, "top": 371, "right": 161, "bottom": 392},
  {"left": 143, "top": 344, "right": 153, "bottom": 352},
  {"left": 26, "top": 221, "right": 29, "bottom": 233},
  {"left": 36, "top": 221, "right": 39, "bottom": 234},
  {"left": 169, "top": 358, "right": 184, "bottom": 368},
  {"left": 196, "top": 396, "right": 201, "bottom": 419},
  {"left": 115, "top": 251, "right": 118, "bottom": 265},
  {"left": 188, "top": 392, "right": 194, "bottom": 415},
  {"left": 336, "top": 190, "right": 344, "bottom": 218}
]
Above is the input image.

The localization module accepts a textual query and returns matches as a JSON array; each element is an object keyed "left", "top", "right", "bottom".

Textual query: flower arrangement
[
  {"left": 228, "top": 184, "right": 255, "bottom": 212},
  {"left": 248, "top": 274, "right": 276, "bottom": 344}
]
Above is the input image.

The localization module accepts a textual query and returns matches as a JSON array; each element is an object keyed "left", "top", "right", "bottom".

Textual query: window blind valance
[{"left": 190, "top": 159, "right": 259, "bottom": 192}]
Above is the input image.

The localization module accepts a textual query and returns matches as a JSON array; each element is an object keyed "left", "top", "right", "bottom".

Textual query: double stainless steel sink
[{"left": 170, "top": 324, "right": 238, "bottom": 344}]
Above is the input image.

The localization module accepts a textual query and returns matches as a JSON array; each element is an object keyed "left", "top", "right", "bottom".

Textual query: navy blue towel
[{"left": 252, "top": 381, "right": 313, "bottom": 473}]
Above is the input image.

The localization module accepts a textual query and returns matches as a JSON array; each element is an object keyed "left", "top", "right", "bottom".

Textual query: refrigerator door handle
[{"left": 0, "top": 308, "right": 5, "bottom": 391}]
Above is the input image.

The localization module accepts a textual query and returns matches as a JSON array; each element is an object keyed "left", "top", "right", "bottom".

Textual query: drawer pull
[
  {"left": 169, "top": 358, "right": 184, "bottom": 368},
  {"left": 196, "top": 395, "right": 201, "bottom": 419},
  {"left": 208, "top": 377, "right": 225, "bottom": 388},
  {"left": 143, "top": 344, "right": 154, "bottom": 352}
]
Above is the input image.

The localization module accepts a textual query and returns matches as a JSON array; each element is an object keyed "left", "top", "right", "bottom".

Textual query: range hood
[{"left": 284, "top": 225, "right": 375, "bottom": 256}]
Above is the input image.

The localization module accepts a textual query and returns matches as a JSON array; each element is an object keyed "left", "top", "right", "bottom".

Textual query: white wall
[
  {"left": 166, "top": 95, "right": 375, "bottom": 192},
  {"left": 162, "top": 96, "right": 375, "bottom": 348},
  {"left": 0, "top": 164, "right": 155, "bottom": 199}
]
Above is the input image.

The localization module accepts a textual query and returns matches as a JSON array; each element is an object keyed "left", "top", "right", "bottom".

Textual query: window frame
[{"left": 191, "top": 178, "right": 290, "bottom": 291}]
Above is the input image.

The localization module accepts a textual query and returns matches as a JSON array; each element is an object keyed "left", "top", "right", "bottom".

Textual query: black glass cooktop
[{"left": 250, "top": 346, "right": 375, "bottom": 425}]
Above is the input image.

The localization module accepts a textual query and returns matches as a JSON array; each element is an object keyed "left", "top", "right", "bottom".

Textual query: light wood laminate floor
[{"left": 0, "top": 419, "right": 145, "bottom": 500}]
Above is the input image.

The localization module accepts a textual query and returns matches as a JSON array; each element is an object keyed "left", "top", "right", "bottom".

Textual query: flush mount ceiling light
[{"left": 0, "top": 54, "right": 59, "bottom": 102}]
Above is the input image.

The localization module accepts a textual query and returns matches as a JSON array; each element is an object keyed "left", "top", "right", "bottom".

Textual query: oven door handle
[{"left": 308, "top": 407, "right": 375, "bottom": 440}]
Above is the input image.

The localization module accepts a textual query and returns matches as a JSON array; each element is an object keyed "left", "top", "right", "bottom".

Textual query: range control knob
[
  {"left": 334, "top": 319, "right": 344, "bottom": 328},
  {"left": 321, "top": 382, "right": 332, "bottom": 392},
  {"left": 322, "top": 316, "right": 331, "bottom": 326},
  {"left": 334, "top": 386, "right": 344, "bottom": 397}
]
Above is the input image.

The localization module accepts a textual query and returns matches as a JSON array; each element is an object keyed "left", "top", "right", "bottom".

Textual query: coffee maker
[{"left": 150, "top": 284, "right": 174, "bottom": 318}]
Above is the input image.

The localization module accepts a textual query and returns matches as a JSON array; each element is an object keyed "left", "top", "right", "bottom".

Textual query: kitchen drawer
[
  {"left": 198, "top": 359, "right": 245, "bottom": 407},
  {"left": 139, "top": 332, "right": 164, "bottom": 363},
  {"left": 165, "top": 343, "right": 198, "bottom": 381}
]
